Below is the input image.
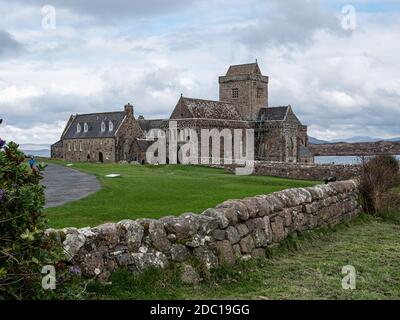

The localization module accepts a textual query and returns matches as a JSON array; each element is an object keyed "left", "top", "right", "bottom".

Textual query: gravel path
[{"left": 42, "top": 163, "right": 101, "bottom": 208}]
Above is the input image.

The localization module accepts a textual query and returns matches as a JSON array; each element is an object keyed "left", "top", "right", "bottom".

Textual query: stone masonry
[
  {"left": 46, "top": 180, "right": 360, "bottom": 281},
  {"left": 225, "top": 161, "right": 360, "bottom": 181},
  {"left": 309, "top": 141, "right": 400, "bottom": 157}
]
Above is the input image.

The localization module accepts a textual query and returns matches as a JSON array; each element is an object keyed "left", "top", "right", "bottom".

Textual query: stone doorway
[{"left": 99, "top": 152, "right": 104, "bottom": 163}]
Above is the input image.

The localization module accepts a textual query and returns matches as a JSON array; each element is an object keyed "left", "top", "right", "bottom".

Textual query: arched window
[
  {"left": 109, "top": 121, "right": 114, "bottom": 132},
  {"left": 77, "top": 123, "right": 81, "bottom": 133},
  {"left": 84, "top": 122, "right": 88, "bottom": 133},
  {"left": 101, "top": 121, "right": 106, "bottom": 132}
]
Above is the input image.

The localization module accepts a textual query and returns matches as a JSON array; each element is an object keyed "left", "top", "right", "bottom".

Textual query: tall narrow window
[
  {"left": 109, "top": 120, "right": 114, "bottom": 132},
  {"left": 84, "top": 122, "right": 88, "bottom": 133},
  {"left": 232, "top": 88, "right": 239, "bottom": 99},
  {"left": 101, "top": 121, "right": 106, "bottom": 132},
  {"left": 77, "top": 123, "right": 81, "bottom": 133},
  {"left": 257, "top": 88, "right": 263, "bottom": 99}
]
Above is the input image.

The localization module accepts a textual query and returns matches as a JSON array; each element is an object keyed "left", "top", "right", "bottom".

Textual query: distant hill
[
  {"left": 331, "top": 136, "right": 382, "bottom": 143},
  {"left": 308, "top": 136, "right": 329, "bottom": 144},
  {"left": 20, "top": 143, "right": 50, "bottom": 150},
  {"left": 20, "top": 144, "right": 50, "bottom": 158},
  {"left": 309, "top": 136, "right": 400, "bottom": 144},
  {"left": 387, "top": 137, "right": 400, "bottom": 142},
  {"left": 21, "top": 149, "right": 50, "bottom": 158}
]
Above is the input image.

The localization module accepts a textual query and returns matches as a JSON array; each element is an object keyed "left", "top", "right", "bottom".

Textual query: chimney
[{"left": 124, "top": 103, "right": 134, "bottom": 118}]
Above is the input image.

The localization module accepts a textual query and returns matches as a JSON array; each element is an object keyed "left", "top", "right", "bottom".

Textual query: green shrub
[
  {"left": 0, "top": 139, "right": 85, "bottom": 299},
  {"left": 359, "top": 154, "right": 400, "bottom": 215}
]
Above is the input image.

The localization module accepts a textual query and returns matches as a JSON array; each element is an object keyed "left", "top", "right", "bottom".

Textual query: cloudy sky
[{"left": 0, "top": 0, "right": 399, "bottom": 145}]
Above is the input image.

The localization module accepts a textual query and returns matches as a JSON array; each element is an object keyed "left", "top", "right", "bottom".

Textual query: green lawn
[
  {"left": 88, "top": 215, "right": 400, "bottom": 300},
  {"left": 44, "top": 161, "right": 317, "bottom": 229}
]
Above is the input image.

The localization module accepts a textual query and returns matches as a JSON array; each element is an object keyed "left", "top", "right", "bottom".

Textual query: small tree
[
  {"left": 0, "top": 137, "right": 55, "bottom": 299},
  {"left": 359, "top": 154, "right": 400, "bottom": 214}
]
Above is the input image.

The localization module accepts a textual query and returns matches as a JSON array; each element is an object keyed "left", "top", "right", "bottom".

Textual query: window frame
[{"left": 232, "top": 88, "right": 239, "bottom": 99}]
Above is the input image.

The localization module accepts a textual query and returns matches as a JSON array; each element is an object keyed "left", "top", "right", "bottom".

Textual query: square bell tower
[{"left": 219, "top": 61, "right": 269, "bottom": 121}]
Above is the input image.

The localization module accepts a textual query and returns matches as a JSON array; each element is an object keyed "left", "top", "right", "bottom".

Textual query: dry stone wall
[
  {"left": 225, "top": 161, "right": 360, "bottom": 181},
  {"left": 47, "top": 180, "right": 360, "bottom": 281}
]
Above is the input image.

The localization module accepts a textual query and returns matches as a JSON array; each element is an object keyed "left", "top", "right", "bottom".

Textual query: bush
[
  {"left": 359, "top": 154, "right": 400, "bottom": 214},
  {"left": 0, "top": 139, "right": 86, "bottom": 299}
]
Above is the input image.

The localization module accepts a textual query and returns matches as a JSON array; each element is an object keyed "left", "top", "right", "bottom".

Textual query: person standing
[{"left": 28, "top": 156, "right": 38, "bottom": 173}]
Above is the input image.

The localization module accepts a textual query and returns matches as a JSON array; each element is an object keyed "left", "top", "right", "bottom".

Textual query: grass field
[
  {"left": 42, "top": 161, "right": 400, "bottom": 300},
  {"left": 88, "top": 214, "right": 400, "bottom": 300},
  {"left": 44, "top": 161, "right": 318, "bottom": 228}
]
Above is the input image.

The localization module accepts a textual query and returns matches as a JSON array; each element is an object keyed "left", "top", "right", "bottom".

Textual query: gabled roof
[
  {"left": 136, "top": 139, "right": 155, "bottom": 151},
  {"left": 63, "top": 111, "right": 126, "bottom": 139},
  {"left": 226, "top": 62, "right": 261, "bottom": 77},
  {"left": 51, "top": 140, "right": 63, "bottom": 147},
  {"left": 137, "top": 119, "right": 167, "bottom": 132},
  {"left": 172, "top": 97, "right": 242, "bottom": 120},
  {"left": 258, "top": 106, "right": 289, "bottom": 121}
]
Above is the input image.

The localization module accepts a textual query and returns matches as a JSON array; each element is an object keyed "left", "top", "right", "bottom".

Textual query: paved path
[{"left": 42, "top": 163, "right": 101, "bottom": 208}]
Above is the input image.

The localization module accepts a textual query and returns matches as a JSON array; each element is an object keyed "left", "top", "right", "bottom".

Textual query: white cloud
[
  {"left": 319, "top": 90, "right": 368, "bottom": 109},
  {"left": 0, "top": 85, "right": 43, "bottom": 103},
  {"left": 0, "top": 121, "right": 66, "bottom": 145},
  {"left": 0, "top": 0, "right": 399, "bottom": 143}
]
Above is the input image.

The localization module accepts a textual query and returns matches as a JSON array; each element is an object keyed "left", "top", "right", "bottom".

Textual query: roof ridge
[
  {"left": 182, "top": 96, "right": 234, "bottom": 105},
  {"left": 225, "top": 62, "right": 261, "bottom": 76},
  {"left": 261, "top": 105, "right": 290, "bottom": 109},
  {"left": 74, "top": 111, "right": 125, "bottom": 117},
  {"left": 229, "top": 62, "right": 257, "bottom": 67}
]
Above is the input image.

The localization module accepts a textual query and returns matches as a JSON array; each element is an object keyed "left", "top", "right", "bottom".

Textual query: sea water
[{"left": 315, "top": 155, "right": 400, "bottom": 165}]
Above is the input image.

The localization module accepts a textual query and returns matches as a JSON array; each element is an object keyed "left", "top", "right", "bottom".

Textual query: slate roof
[
  {"left": 179, "top": 97, "right": 242, "bottom": 120},
  {"left": 226, "top": 62, "right": 261, "bottom": 76},
  {"left": 52, "top": 140, "right": 63, "bottom": 147},
  {"left": 137, "top": 119, "right": 167, "bottom": 132},
  {"left": 258, "top": 106, "right": 289, "bottom": 121},
  {"left": 63, "top": 112, "right": 126, "bottom": 139},
  {"left": 136, "top": 139, "right": 155, "bottom": 151}
]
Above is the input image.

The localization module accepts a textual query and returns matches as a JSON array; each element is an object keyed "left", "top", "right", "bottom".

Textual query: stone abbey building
[{"left": 51, "top": 62, "right": 314, "bottom": 164}]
